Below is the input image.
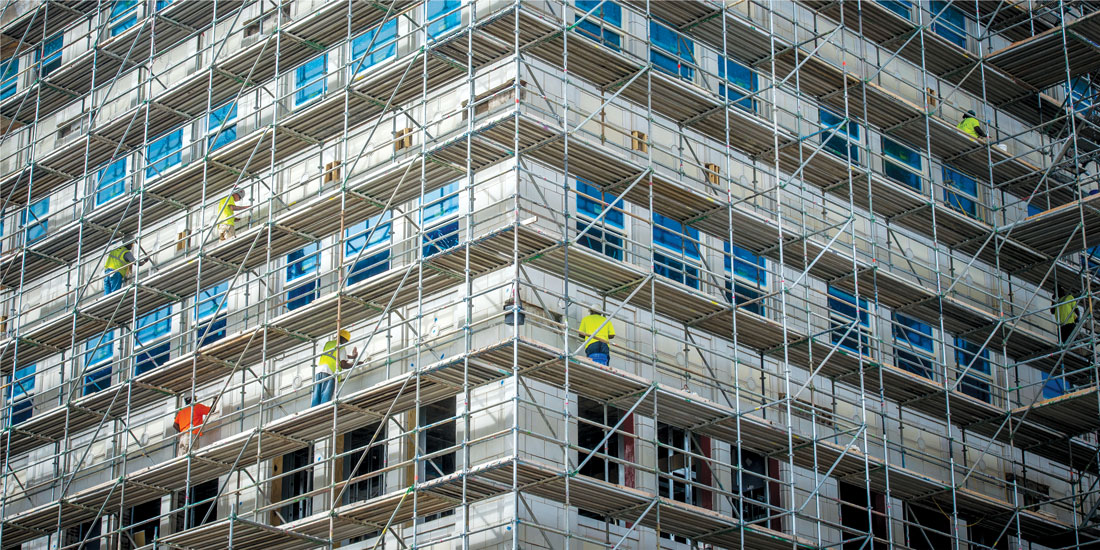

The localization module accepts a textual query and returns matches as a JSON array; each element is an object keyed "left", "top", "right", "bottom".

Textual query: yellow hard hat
[{"left": 338, "top": 329, "right": 351, "bottom": 341}]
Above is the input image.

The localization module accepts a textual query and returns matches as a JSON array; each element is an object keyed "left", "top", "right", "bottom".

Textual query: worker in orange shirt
[{"left": 174, "top": 396, "right": 211, "bottom": 456}]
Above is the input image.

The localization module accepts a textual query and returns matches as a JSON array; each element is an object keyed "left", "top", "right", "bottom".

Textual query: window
[
  {"left": 882, "top": 137, "right": 921, "bottom": 192},
  {"left": 894, "top": 313, "right": 934, "bottom": 379},
  {"left": 1041, "top": 371, "right": 1067, "bottom": 399},
  {"left": 653, "top": 212, "right": 700, "bottom": 289},
  {"left": 286, "top": 243, "right": 319, "bottom": 310},
  {"left": 279, "top": 447, "right": 313, "bottom": 522},
  {"left": 128, "top": 499, "right": 161, "bottom": 546},
  {"left": 21, "top": 197, "right": 49, "bottom": 244},
  {"left": 828, "top": 286, "right": 870, "bottom": 355},
  {"left": 7, "top": 363, "right": 34, "bottom": 426},
  {"left": 422, "top": 182, "right": 459, "bottom": 257},
  {"left": 906, "top": 504, "right": 950, "bottom": 550},
  {"left": 345, "top": 211, "right": 391, "bottom": 285},
  {"left": 109, "top": 1, "right": 139, "bottom": 36},
  {"left": 156, "top": 0, "right": 172, "bottom": 10},
  {"left": 1084, "top": 243, "right": 1100, "bottom": 277},
  {"left": 650, "top": 20, "right": 694, "bottom": 80},
  {"left": 426, "top": 0, "right": 460, "bottom": 41},
  {"left": 942, "top": 165, "right": 980, "bottom": 219},
  {"left": 1068, "top": 77, "right": 1094, "bottom": 111},
  {"left": 135, "top": 305, "right": 171, "bottom": 376},
  {"left": 96, "top": 157, "right": 127, "bottom": 205},
  {"left": 578, "top": 396, "right": 625, "bottom": 521},
  {"left": 576, "top": 180, "right": 624, "bottom": 261},
  {"left": 351, "top": 19, "right": 397, "bottom": 73},
  {"left": 820, "top": 108, "right": 860, "bottom": 163},
  {"left": 420, "top": 399, "right": 456, "bottom": 481},
  {"left": 840, "top": 482, "right": 887, "bottom": 550},
  {"left": 196, "top": 281, "right": 228, "bottom": 345},
  {"left": 931, "top": 1, "right": 967, "bottom": 49},
  {"left": 186, "top": 479, "right": 218, "bottom": 528},
  {"left": 955, "top": 337, "right": 991, "bottom": 403},
  {"left": 146, "top": 128, "right": 183, "bottom": 178},
  {"left": 343, "top": 424, "right": 386, "bottom": 504},
  {"left": 658, "top": 422, "right": 710, "bottom": 543},
  {"left": 725, "top": 242, "right": 766, "bottom": 315},
  {"left": 719, "top": 55, "right": 757, "bottom": 111},
  {"left": 574, "top": 0, "right": 622, "bottom": 51},
  {"left": 732, "top": 448, "right": 768, "bottom": 522},
  {"left": 68, "top": 520, "right": 102, "bottom": 550},
  {"left": 84, "top": 331, "right": 114, "bottom": 395},
  {"left": 207, "top": 102, "right": 237, "bottom": 151},
  {"left": 295, "top": 54, "right": 327, "bottom": 106},
  {"left": 37, "top": 33, "right": 63, "bottom": 78},
  {"left": 1, "top": 57, "right": 18, "bottom": 100},
  {"left": 878, "top": 0, "right": 912, "bottom": 20}
]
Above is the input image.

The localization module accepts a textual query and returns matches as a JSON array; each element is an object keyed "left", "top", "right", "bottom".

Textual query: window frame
[
  {"left": 649, "top": 19, "right": 695, "bottom": 80},
  {"left": 954, "top": 337, "right": 993, "bottom": 403},
  {"left": 942, "top": 165, "right": 981, "bottom": 219},
  {"left": 576, "top": 179, "right": 626, "bottom": 261},
  {"left": 108, "top": 0, "right": 140, "bottom": 36},
  {"left": 294, "top": 54, "right": 328, "bottom": 106},
  {"left": 421, "top": 182, "right": 460, "bottom": 257},
  {"left": 22, "top": 197, "right": 49, "bottom": 244},
  {"left": 881, "top": 137, "right": 922, "bottom": 192},
  {"left": 134, "top": 305, "right": 172, "bottom": 375},
  {"left": 95, "top": 157, "right": 128, "bottom": 206},
  {"left": 37, "top": 33, "right": 63, "bottom": 78},
  {"left": 351, "top": 18, "right": 398, "bottom": 74},
  {"left": 893, "top": 313, "right": 935, "bottom": 379},
  {"left": 652, "top": 212, "right": 701, "bottom": 290},
  {"left": 930, "top": 0, "right": 968, "bottom": 49},
  {"left": 207, "top": 101, "right": 238, "bottom": 152},
  {"left": 425, "top": 0, "right": 461, "bottom": 41},
  {"left": 146, "top": 128, "right": 184, "bottom": 179},
  {"left": 286, "top": 242, "right": 320, "bottom": 310},
  {"left": 820, "top": 108, "right": 861, "bottom": 164},
  {"left": 574, "top": 0, "right": 623, "bottom": 51},
  {"left": 84, "top": 330, "right": 115, "bottom": 395},
  {"left": 828, "top": 286, "right": 870, "bottom": 355},
  {"left": 345, "top": 211, "right": 392, "bottom": 285},
  {"left": 718, "top": 55, "right": 757, "bottom": 112},
  {"left": 724, "top": 241, "right": 766, "bottom": 315},
  {"left": 0, "top": 56, "right": 18, "bottom": 100}
]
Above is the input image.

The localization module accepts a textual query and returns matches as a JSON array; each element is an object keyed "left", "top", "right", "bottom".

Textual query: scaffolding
[{"left": 0, "top": 0, "right": 1098, "bottom": 548}]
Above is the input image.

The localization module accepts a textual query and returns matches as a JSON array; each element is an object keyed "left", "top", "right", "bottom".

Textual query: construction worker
[
  {"left": 579, "top": 306, "right": 615, "bottom": 366},
  {"left": 957, "top": 110, "right": 987, "bottom": 141},
  {"left": 1051, "top": 286, "right": 1083, "bottom": 347},
  {"left": 313, "top": 329, "right": 358, "bottom": 406},
  {"left": 174, "top": 396, "right": 211, "bottom": 456},
  {"left": 104, "top": 242, "right": 146, "bottom": 296},
  {"left": 216, "top": 191, "right": 250, "bottom": 241}
]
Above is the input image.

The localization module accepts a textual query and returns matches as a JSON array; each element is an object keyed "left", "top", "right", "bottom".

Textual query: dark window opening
[
  {"left": 905, "top": 503, "right": 950, "bottom": 550},
  {"left": 732, "top": 448, "right": 769, "bottom": 523},
  {"left": 840, "top": 481, "right": 887, "bottom": 550},
  {"left": 186, "top": 478, "right": 219, "bottom": 529},
  {"left": 280, "top": 447, "right": 314, "bottom": 522},
  {"left": 577, "top": 396, "right": 622, "bottom": 522},
  {"left": 420, "top": 399, "right": 456, "bottom": 522}
]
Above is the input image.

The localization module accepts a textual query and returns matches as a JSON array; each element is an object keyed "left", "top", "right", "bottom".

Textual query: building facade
[{"left": 0, "top": 0, "right": 1098, "bottom": 549}]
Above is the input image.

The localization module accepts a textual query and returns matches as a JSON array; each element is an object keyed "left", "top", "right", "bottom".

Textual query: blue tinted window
[
  {"left": 1041, "top": 371, "right": 1066, "bottom": 399},
  {"left": 650, "top": 21, "right": 694, "bottom": 80},
  {"left": 424, "top": 220, "right": 459, "bottom": 256},
  {"left": 11, "top": 364, "right": 34, "bottom": 399},
  {"left": 346, "top": 212, "right": 392, "bottom": 285},
  {"left": 96, "top": 158, "right": 127, "bottom": 205},
  {"left": 894, "top": 313, "right": 933, "bottom": 378},
  {"left": 1, "top": 57, "right": 18, "bottom": 100},
  {"left": 286, "top": 243, "right": 320, "bottom": 310},
  {"left": 8, "top": 399, "right": 31, "bottom": 426},
  {"left": 955, "top": 337, "right": 991, "bottom": 402},
  {"left": 208, "top": 102, "right": 237, "bottom": 151},
  {"left": 287, "top": 243, "right": 320, "bottom": 281},
  {"left": 878, "top": 0, "right": 912, "bottom": 19},
  {"left": 197, "top": 281, "right": 229, "bottom": 320},
  {"left": 576, "top": 180, "right": 624, "bottom": 228},
  {"left": 426, "top": 0, "right": 460, "bottom": 40},
  {"left": 422, "top": 182, "right": 459, "bottom": 227},
  {"left": 829, "top": 286, "right": 870, "bottom": 354},
  {"left": 724, "top": 242, "right": 765, "bottom": 284},
  {"left": 820, "top": 108, "right": 860, "bottom": 163},
  {"left": 295, "top": 54, "right": 327, "bottom": 105},
  {"left": 156, "top": 0, "right": 172, "bottom": 9},
  {"left": 22, "top": 197, "right": 49, "bottom": 244},
  {"left": 109, "top": 1, "right": 139, "bottom": 36},
  {"left": 576, "top": 220, "right": 624, "bottom": 261},
  {"left": 37, "top": 34, "right": 63, "bottom": 77},
  {"left": 146, "top": 128, "right": 183, "bottom": 178},
  {"left": 352, "top": 19, "right": 398, "bottom": 73},
  {"left": 882, "top": 137, "right": 921, "bottom": 191},
  {"left": 653, "top": 212, "right": 700, "bottom": 289},
  {"left": 574, "top": 1, "right": 622, "bottom": 51},
  {"left": 718, "top": 55, "right": 756, "bottom": 111},
  {"left": 135, "top": 305, "right": 171, "bottom": 375},
  {"left": 84, "top": 331, "right": 114, "bottom": 395},
  {"left": 942, "top": 165, "right": 979, "bottom": 218},
  {"left": 931, "top": 1, "right": 967, "bottom": 49},
  {"left": 1069, "top": 77, "right": 1092, "bottom": 111},
  {"left": 137, "top": 305, "right": 171, "bottom": 344}
]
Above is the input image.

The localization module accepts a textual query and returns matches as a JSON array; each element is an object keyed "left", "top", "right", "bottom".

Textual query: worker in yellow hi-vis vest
[
  {"left": 312, "top": 329, "right": 358, "bottom": 406},
  {"left": 104, "top": 242, "right": 146, "bottom": 296},
  {"left": 216, "top": 191, "right": 250, "bottom": 241},
  {"left": 1051, "top": 285, "right": 1084, "bottom": 347},
  {"left": 957, "top": 110, "right": 987, "bottom": 142}
]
